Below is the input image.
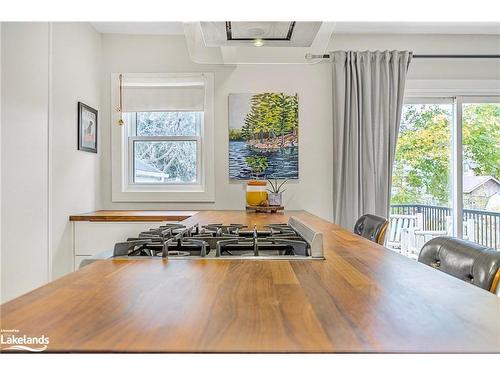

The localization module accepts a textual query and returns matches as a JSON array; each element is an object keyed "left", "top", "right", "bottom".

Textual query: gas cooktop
[{"left": 112, "top": 216, "right": 324, "bottom": 260}]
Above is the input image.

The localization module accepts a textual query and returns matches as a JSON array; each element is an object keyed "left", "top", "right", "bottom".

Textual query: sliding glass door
[
  {"left": 390, "top": 96, "right": 500, "bottom": 258},
  {"left": 390, "top": 99, "right": 454, "bottom": 258},
  {"left": 459, "top": 98, "right": 500, "bottom": 249}
]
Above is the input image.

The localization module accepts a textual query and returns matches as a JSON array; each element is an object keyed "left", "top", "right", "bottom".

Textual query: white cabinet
[{"left": 72, "top": 221, "right": 174, "bottom": 270}]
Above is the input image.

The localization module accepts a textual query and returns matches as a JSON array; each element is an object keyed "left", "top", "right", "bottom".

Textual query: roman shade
[{"left": 121, "top": 75, "right": 205, "bottom": 112}]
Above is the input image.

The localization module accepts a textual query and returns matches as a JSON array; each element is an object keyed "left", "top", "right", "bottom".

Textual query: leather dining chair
[
  {"left": 418, "top": 236, "right": 500, "bottom": 295},
  {"left": 353, "top": 214, "right": 389, "bottom": 245}
]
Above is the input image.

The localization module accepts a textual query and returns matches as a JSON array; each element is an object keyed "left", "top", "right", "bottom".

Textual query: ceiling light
[{"left": 253, "top": 39, "right": 264, "bottom": 47}]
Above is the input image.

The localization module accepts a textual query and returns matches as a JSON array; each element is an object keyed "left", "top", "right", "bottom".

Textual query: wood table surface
[
  {"left": 1, "top": 210, "right": 499, "bottom": 353},
  {"left": 69, "top": 210, "right": 198, "bottom": 222}
]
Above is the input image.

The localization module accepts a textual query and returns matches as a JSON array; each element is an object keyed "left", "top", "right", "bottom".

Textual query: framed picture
[
  {"left": 229, "top": 93, "right": 299, "bottom": 180},
  {"left": 78, "top": 102, "right": 98, "bottom": 153}
]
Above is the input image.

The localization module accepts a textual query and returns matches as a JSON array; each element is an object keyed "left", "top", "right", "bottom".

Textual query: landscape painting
[{"left": 229, "top": 93, "right": 299, "bottom": 180}]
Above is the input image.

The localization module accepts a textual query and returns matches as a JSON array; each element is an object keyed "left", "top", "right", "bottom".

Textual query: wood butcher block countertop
[
  {"left": 2, "top": 210, "right": 500, "bottom": 353},
  {"left": 69, "top": 210, "right": 198, "bottom": 222}
]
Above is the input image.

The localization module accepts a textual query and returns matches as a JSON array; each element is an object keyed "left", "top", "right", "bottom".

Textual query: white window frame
[
  {"left": 125, "top": 112, "right": 202, "bottom": 186},
  {"left": 401, "top": 80, "right": 500, "bottom": 239},
  {"left": 111, "top": 73, "right": 215, "bottom": 202}
]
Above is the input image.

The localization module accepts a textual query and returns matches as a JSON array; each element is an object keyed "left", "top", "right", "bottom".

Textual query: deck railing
[{"left": 390, "top": 204, "right": 500, "bottom": 249}]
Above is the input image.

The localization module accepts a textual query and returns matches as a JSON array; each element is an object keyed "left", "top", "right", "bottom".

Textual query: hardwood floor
[{"left": 1, "top": 210, "right": 499, "bottom": 353}]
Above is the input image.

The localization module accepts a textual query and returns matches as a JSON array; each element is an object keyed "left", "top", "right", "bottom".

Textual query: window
[
  {"left": 459, "top": 99, "right": 500, "bottom": 248},
  {"left": 111, "top": 73, "right": 214, "bottom": 202},
  {"left": 392, "top": 100, "right": 454, "bottom": 210},
  {"left": 126, "top": 111, "right": 201, "bottom": 184},
  {"left": 390, "top": 95, "right": 500, "bottom": 259},
  {"left": 390, "top": 99, "right": 454, "bottom": 258}
]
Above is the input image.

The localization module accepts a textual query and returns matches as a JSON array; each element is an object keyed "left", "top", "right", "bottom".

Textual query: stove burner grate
[{"left": 110, "top": 218, "right": 320, "bottom": 259}]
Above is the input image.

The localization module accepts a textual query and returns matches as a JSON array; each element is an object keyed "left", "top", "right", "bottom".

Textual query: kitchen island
[
  {"left": 1, "top": 210, "right": 499, "bottom": 353},
  {"left": 69, "top": 210, "right": 199, "bottom": 269}
]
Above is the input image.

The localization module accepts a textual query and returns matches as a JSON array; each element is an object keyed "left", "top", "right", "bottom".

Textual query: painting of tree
[{"left": 229, "top": 93, "right": 299, "bottom": 180}]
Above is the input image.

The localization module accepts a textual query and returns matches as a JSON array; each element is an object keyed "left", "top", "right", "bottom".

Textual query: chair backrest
[
  {"left": 388, "top": 214, "right": 421, "bottom": 244},
  {"left": 419, "top": 236, "right": 500, "bottom": 294},
  {"left": 353, "top": 214, "right": 389, "bottom": 245}
]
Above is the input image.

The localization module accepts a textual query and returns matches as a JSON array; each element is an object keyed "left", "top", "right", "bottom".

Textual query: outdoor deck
[{"left": 390, "top": 204, "right": 500, "bottom": 249}]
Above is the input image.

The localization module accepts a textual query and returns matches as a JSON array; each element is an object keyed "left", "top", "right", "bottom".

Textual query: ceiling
[
  {"left": 200, "top": 22, "right": 322, "bottom": 47},
  {"left": 91, "top": 22, "right": 184, "bottom": 35},
  {"left": 91, "top": 22, "right": 500, "bottom": 35},
  {"left": 183, "top": 22, "right": 335, "bottom": 64},
  {"left": 333, "top": 22, "right": 500, "bottom": 34},
  {"left": 91, "top": 21, "right": 500, "bottom": 65}
]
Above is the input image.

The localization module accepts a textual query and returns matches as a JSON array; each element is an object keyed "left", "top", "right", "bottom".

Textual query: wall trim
[
  {"left": 405, "top": 79, "right": 500, "bottom": 97},
  {"left": 0, "top": 22, "right": 3, "bottom": 291},
  {"left": 47, "top": 22, "right": 53, "bottom": 281}
]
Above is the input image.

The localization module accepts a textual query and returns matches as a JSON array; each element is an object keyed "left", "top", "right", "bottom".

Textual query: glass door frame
[
  {"left": 401, "top": 95, "right": 500, "bottom": 239},
  {"left": 402, "top": 96, "right": 455, "bottom": 235},
  {"left": 454, "top": 96, "right": 500, "bottom": 238}
]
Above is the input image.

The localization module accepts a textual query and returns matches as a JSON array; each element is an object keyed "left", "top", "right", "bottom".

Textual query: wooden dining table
[{"left": 1, "top": 210, "right": 499, "bottom": 353}]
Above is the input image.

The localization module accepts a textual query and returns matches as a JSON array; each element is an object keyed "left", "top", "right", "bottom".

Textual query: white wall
[
  {"left": 0, "top": 22, "right": 102, "bottom": 302},
  {"left": 100, "top": 34, "right": 334, "bottom": 220},
  {"left": 0, "top": 22, "right": 2, "bottom": 305},
  {"left": 1, "top": 23, "right": 50, "bottom": 302},
  {"left": 99, "top": 32, "right": 500, "bottom": 220},
  {"left": 50, "top": 23, "right": 102, "bottom": 280}
]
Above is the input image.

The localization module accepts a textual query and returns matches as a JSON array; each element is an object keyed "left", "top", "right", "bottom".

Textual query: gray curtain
[{"left": 331, "top": 50, "right": 412, "bottom": 230}]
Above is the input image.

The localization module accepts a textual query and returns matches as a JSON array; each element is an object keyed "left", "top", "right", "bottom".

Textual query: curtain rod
[{"left": 306, "top": 53, "right": 500, "bottom": 59}]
